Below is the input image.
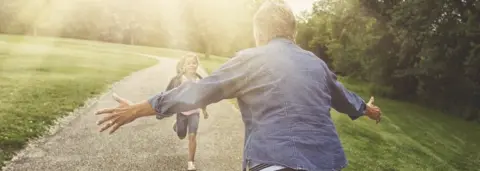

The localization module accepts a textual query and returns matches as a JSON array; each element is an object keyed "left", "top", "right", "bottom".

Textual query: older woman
[{"left": 95, "top": 0, "right": 382, "bottom": 171}]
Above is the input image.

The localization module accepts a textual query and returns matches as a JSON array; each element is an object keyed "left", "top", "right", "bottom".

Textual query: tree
[{"left": 296, "top": 0, "right": 480, "bottom": 120}]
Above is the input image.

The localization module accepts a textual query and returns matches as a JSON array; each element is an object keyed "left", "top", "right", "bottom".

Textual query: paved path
[{"left": 3, "top": 56, "right": 244, "bottom": 171}]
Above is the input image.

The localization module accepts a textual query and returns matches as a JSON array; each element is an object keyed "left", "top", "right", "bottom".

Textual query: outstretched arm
[
  {"left": 95, "top": 51, "right": 256, "bottom": 134},
  {"left": 196, "top": 73, "right": 209, "bottom": 119},
  {"left": 327, "top": 70, "right": 381, "bottom": 122},
  {"left": 167, "top": 74, "right": 209, "bottom": 118},
  {"left": 149, "top": 54, "right": 254, "bottom": 119},
  {"left": 327, "top": 70, "right": 366, "bottom": 120}
]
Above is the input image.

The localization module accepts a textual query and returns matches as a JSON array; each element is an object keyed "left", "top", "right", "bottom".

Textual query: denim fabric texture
[{"left": 148, "top": 38, "right": 366, "bottom": 170}]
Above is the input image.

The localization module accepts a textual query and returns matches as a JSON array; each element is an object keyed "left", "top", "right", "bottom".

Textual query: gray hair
[{"left": 253, "top": 0, "right": 297, "bottom": 44}]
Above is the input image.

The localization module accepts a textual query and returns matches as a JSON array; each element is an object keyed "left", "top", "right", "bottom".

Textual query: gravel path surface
[{"left": 3, "top": 56, "right": 244, "bottom": 171}]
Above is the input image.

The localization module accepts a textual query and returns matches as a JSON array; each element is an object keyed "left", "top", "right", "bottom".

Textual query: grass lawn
[
  {"left": 201, "top": 58, "right": 480, "bottom": 171},
  {"left": 1, "top": 34, "right": 479, "bottom": 170},
  {"left": 0, "top": 34, "right": 208, "bottom": 167}
]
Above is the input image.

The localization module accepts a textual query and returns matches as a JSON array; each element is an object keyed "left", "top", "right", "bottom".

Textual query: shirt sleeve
[
  {"left": 327, "top": 70, "right": 366, "bottom": 120},
  {"left": 195, "top": 73, "right": 207, "bottom": 111},
  {"left": 148, "top": 51, "right": 254, "bottom": 120}
]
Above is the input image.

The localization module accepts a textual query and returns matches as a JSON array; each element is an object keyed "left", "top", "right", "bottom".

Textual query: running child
[{"left": 165, "top": 53, "right": 209, "bottom": 171}]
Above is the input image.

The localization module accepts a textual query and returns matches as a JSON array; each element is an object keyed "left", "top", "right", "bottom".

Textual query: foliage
[
  {"left": 0, "top": 34, "right": 157, "bottom": 167},
  {"left": 296, "top": 0, "right": 480, "bottom": 121},
  {"left": 0, "top": 0, "right": 257, "bottom": 57},
  {"left": 1, "top": 0, "right": 478, "bottom": 119}
]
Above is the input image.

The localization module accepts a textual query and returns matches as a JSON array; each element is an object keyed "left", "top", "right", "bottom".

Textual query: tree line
[
  {"left": 0, "top": 0, "right": 259, "bottom": 58},
  {"left": 1, "top": 0, "right": 478, "bottom": 121},
  {"left": 297, "top": 0, "right": 480, "bottom": 121}
]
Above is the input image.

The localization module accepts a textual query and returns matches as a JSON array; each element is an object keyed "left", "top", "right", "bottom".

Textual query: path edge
[{"left": 1, "top": 54, "right": 160, "bottom": 171}]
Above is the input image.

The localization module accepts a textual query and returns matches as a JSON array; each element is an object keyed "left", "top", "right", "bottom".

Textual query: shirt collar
[{"left": 268, "top": 37, "right": 294, "bottom": 45}]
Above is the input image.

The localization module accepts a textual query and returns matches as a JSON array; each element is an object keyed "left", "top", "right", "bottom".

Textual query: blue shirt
[{"left": 148, "top": 38, "right": 366, "bottom": 170}]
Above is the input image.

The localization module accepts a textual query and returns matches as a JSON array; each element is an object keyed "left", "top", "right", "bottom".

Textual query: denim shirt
[{"left": 148, "top": 38, "right": 366, "bottom": 170}]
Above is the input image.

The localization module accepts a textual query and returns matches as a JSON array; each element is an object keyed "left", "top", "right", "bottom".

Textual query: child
[{"left": 165, "top": 53, "right": 209, "bottom": 171}]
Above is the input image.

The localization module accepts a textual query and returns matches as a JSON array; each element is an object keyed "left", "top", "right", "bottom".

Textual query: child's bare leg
[
  {"left": 188, "top": 133, "right": 197, "bottom": 162},
  {"left": 186, "top": 113, "right": 200, "bottom": 170}
]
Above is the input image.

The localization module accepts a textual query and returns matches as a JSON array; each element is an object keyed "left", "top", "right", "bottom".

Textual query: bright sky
[{"left": 285, "top": 0, "right": 316, "bottom": 15}]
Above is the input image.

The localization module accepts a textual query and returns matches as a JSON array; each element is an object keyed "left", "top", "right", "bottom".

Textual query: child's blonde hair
[{"left": 176, "top": 53, "right": 200, "bottom": 75}]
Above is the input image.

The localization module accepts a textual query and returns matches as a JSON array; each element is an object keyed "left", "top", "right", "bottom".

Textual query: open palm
[{"left": 95, "top": 93, "right": 136, "bottom": 134}]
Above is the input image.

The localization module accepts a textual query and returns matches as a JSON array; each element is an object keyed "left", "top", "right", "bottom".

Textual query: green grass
[
  {"left": 2, "top": 34, "right": 479, "bottom": 170},
  {"left": 0, "top": 34, "right": 225, "bottom": 60},
  {"left": 201, "top": 58, "right": 480, "bottom": 171},
  {"left": 0, "top": 34, "right": 211, "bottom": 167}
]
